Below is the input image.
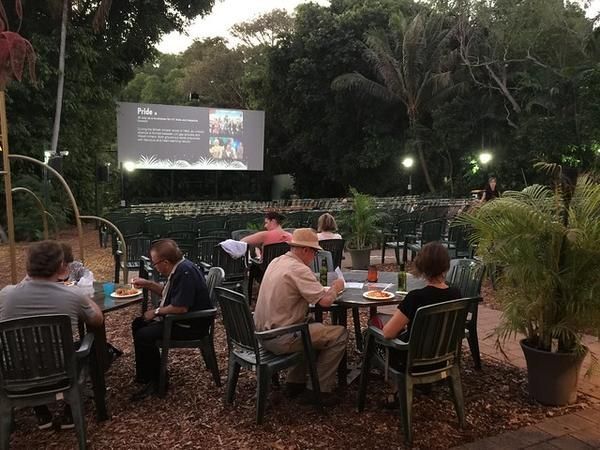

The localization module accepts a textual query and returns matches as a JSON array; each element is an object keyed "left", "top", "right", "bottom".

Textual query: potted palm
[
  {"left": 340, "top": 188, "right": 382, "bottom": 270},
  {"left": 457, "top": 171, "right": 600, "bottom": 405}
]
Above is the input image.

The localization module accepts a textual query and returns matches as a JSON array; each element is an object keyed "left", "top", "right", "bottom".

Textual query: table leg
[
  {"left": 89, "top": 324, "right": 110, "bottom": 421},
  {"left": 352, "top": 308, "right": 363, "bottom": 353},
  {"left": 334, "top": 306, "right": 348, "bottom": 387}
]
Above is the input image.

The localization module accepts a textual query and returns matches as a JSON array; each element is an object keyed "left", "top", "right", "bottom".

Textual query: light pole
[
  {"left": 479, "top": 151, "right": 493, "bottom": 166},
  {"left": 121, "top": 161, "right": 135, "bottom": 207},
  {"left": 402, "top": 156, "right": 414, "bottom": 194}
]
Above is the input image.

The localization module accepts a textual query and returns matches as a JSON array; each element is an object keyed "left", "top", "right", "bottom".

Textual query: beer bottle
[{"left": 397, "top": 263, "right": 407, "bottom": 292}]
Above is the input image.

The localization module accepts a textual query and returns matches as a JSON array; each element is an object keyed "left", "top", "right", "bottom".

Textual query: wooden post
[{"left": 0, "top": 91, "right": 17, "bottom": 283}]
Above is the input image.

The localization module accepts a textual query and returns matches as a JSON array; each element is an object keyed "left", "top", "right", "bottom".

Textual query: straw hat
[{"left": 289, "top": 228, "right": 322, "bottom": 251}]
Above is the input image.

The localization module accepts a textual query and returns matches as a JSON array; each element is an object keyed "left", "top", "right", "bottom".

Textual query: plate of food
[
  {"left": 111, "top": 287, "right": 142, "bottom": 298},
  {"left": 363, "top": 290, "right": 395, "bottom": 301}
]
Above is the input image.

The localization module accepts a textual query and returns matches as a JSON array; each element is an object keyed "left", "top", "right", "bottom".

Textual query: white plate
[
  {"left": 362, "top": 290, "right": 395, "bottom": 301},
  {"left": 110, "top": 289, "right": 142, "bottom": 299}
]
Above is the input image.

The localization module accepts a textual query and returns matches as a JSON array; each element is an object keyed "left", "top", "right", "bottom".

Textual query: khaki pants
[{"left": 262, "top": 323, "right": 348, "bottom": 393}]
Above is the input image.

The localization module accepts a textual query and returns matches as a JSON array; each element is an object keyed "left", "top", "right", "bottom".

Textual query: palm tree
[
  {"left": 332, "top": 12, "right": 457, "bottom": 193},
  {"left": 50, "top": 0, "right": 112, "bottom": 154}
]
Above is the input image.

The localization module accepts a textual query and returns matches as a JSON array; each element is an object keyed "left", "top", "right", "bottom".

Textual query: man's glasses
[{"left": 151, "top": 259, "right": 165, "bottom": 268}]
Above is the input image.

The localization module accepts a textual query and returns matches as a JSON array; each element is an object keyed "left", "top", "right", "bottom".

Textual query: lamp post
[
  {"left": 121, "top": 161, "right": 135, "bottom": 207},
  {"left": 479, "top": 151, "right": 493, "bottom": 166},
  {"left": 402, "top": 156, "right": 414, "bottom": 194}
]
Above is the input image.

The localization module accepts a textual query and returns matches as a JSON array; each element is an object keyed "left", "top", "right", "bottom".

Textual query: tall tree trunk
[
  {"left": 51, "top": 0, "right": 68, "bottom": 154},
  {"left": 411, "top": 121, "right": 435, "bottom": 193}
]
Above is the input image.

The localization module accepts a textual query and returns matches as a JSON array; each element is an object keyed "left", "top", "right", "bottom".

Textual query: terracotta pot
[
  {"left": 520, "top": 339, "right": 587, "bottom": 406},
  {"left": 349, "top": 248, "right": 371, "bottom": 270}
]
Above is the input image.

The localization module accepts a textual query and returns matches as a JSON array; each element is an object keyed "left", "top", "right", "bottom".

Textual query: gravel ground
[{"left": 1, "top": 228, "right": 590, "bottom": 449}]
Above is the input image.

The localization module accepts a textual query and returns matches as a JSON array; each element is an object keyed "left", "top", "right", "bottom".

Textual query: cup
[
  {"left": 103, "top": 282, "right": 115, "bottom": 297},
  {"left": 367, "top": 265, "right": 378, "bottom": 282}
]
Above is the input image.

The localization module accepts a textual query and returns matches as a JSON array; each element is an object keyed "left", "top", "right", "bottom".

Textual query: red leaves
[{"left": 0, "top": 1, "right": 35, "bottom": 89}]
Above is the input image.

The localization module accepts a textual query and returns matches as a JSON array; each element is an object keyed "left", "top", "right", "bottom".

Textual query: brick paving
[{"left": 452, "top": 305, "right": 600, "bottom": 449}]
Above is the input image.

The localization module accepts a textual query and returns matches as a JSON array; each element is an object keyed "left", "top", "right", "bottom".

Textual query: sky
[
  {"left": 157, "top": 0, "right": 600, "bottom": 54},
  {"left": 157, "top": 0, "right": 330, "bottom": 54}
]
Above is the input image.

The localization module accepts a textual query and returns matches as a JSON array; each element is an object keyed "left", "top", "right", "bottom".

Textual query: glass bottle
[
  {"left": 397, "top": 263, "right": 407, "bottom": 292},
  {"left": 319, "top": 258, "right": 328, "bottom": 287}
]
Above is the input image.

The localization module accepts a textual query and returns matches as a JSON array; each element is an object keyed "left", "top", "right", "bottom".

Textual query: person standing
[
  {"left": 254, "top": 228, "right": 347, "bottom": 405},
  {"left": 130, "top": 239, "right": 212, "bottom": 400},
  {"left": 480, "top": 176, "right": 500, "bottom": 203}
]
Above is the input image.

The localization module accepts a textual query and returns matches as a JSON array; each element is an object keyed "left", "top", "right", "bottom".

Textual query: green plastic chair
[
  {"left": 358, "top": 298, "right": 470, "bottom": 444},
  {"left": 215, "top": 287, "right": 322, "bottom": 424},
  {"left": 0, "top": 315, "right": 94, "bottom": 450},
  {"left": 447, "top": 259, "right": 485, "bottom": 369},
  {"left": 156, "top": 267, "right": 224, "bottom": 396}
]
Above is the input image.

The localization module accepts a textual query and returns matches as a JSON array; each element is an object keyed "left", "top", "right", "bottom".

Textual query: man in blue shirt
[{"left": 131, "top": 239, "right": 212, "bottom": 400}]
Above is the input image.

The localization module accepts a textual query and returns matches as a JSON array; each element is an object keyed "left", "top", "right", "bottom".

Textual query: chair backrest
[
  {"left": 197, "top": 219, "right": 226, "bottom": 236},
  {"left": 448, "top": 223, "right": 471, "bottom": 257},
  {"left": 447, "top": 258, "right": 484, "bottom": 298},
  {"left": 311, "top": 250, "right": 334, "bottom": 273},
  {"left": 206, "top": 266, "right": 225, "bottom": 307},
  {"left": 319, "top": 239, "right": 345, "bottom": 269},
  {"left": 212, "top": 245, "right": 246, "bottom": 282},
  {"left": 396, "top": 220, "right": 417, "bottom": 240},
  {"left": 0, "top": 315, "right": 76, "bottom": 395},
  {"left": 406, "top": 298, "right": 470, "bottom": 374},
  {"left": 125, "top": 234, "right": 152, "bottom": 264},
  {"left": 195, "top": 237, "right": 222, "bottom": 267},
  {"left": 114, "top": 218, "right": 144, "bottom": 236},
  {"left": 261, "top": 242, "right": 290, "bottom": 269},
  {"left": 215, "top": 287, "right": 259, "bottom": 355},
  {"left": 421, "top": 219, "right": 445, "bottom": 244},
  {"left": 168, "top": 217, "right": 196, "bottom": 233}
]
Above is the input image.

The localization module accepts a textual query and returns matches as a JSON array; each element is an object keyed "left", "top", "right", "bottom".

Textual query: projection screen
[{"left": 117, "top": 102, "right": 265, "bottom": 171}]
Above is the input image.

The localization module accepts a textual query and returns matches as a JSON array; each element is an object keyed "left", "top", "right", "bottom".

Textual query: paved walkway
[{"left": 452, "top": 305, "right": 600, "bottom": 449}]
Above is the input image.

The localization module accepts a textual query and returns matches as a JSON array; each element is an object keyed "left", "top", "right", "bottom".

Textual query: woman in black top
[
  {"left": 480, "top": 176, "right": 499, "bottom": 203},
  {"left": 381, "top": 242, "right": 461, "bottom": 340}
]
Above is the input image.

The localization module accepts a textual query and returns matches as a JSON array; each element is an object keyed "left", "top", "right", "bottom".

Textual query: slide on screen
[{"left": 117, "top": 102, "right": 265, "bottom": 171}]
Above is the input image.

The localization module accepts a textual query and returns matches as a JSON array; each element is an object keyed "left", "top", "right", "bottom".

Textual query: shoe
[
  {"left": 130, "top": 382, "right": 158, "bottom": 401},
  {"left": 284, "top": 382, "right": 306, "bottom": 399},
  {"left": 58, "top": 406, "right": 75, "bottom": 430},
  {"left": 34, "top": 406, "right": 53, "bottom": 430}
]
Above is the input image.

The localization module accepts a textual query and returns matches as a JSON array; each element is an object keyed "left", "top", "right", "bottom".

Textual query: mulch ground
[{"left": 1, "top": 229, "right": 592, "bottom": 449}]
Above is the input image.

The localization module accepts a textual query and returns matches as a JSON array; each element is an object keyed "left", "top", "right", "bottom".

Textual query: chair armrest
[
  {"left": 164, "top": 308, "right": 217, "bottom": 323},
  {"left": 75, "top": 332, "right": 95, "bottom": 359},
  {"left": 248, "top": 256, "right": 262, "bottom": 266},
  {"left": 255, "top": 322, "right": 309, "bottom": 340},
  {"left": 404, "top": 233, "right": 417, "bottom": 244},
  {"left": 366, "top": 325, "right": 409, "bottom": 351}
]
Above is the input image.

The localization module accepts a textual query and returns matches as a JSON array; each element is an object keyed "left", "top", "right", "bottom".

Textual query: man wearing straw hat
[{"left": 254, "top": 228, "right": 347, "bottom": 405}]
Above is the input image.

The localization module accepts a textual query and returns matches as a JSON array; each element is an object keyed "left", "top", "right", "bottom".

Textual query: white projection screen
[{"left": 117, "top": 102, "right": 265, "bottom": 171}]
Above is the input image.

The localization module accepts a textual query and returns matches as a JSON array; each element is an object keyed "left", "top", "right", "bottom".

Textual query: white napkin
[{"left": 219, "top": 239, "right": 248, "bottom": 259}]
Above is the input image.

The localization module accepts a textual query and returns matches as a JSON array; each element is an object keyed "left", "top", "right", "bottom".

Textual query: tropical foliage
[
  {"left": 339, "top": 188, "right": 382, "bottom": 249},
  {"left": 457, "top": 172, "right": 600, "bottom": 353}
]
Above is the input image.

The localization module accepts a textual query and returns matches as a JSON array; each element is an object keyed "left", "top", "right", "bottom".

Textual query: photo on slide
[
  {"left": 209, "top": 109, "right": 243, "bottom": 136},
  {"left": 209, "top": 137, "right": 245, "bottom": 161}
]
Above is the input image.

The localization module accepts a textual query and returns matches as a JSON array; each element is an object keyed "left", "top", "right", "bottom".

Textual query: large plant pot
[
  {"left": 520, "top": 339, "right": 587, "bottom": 406},
  {"left": 349, "top": 248, "right": 371, "bottom": 270}
]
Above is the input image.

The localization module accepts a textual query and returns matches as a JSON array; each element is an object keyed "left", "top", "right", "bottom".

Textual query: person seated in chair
[
  {"left": 316, "top": 213, "right": 342, "bottom": 240},
  {"left": 0, "top": 240, "right": 104, "bottom": 430},
  {"left": 370, "top": 241, "right": 461, "bottom": 407},
  {"left": 241, "top": 211, "right": 292, "bottom": 255},
  {"left": 130, "top": 239, "right": 212, "bottom": 400},
  {"left": 254, "top": 228, "right": 347, "bottom": 406}
]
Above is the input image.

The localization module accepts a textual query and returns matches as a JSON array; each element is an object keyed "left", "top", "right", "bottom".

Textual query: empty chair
[
  {"left": 212, "top": 244, "right": 247, "bottom": 291},
  {"left": 247, "top": 242, "right": 290, "bottom": 301},
  {"left": 405, "top": 219, "right": 446, "bottom": 261},
  {"left": 447, "top": 258, "right": 485, "bottom": 369},
  {"left": 358, "top": 298, "right": 470, "bottom": 444},
  {"left": 215, "top": 287, "right": 322, "bottom": 424},
  {"left": 194, "top": 237, "right": 222, "bottom": 271},
  {"left": 0, "top": 315, "right": 94, "bottom": 450},
  {"left": 381, "top": 220, "right": 417, "bottom": 264},
  {"left": 156, "top": 267, "right": 224, "bottom": 395}
]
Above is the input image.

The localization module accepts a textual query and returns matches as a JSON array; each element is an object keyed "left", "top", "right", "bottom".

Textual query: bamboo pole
[
  {"left": 12, "top": 187, "right": 49, "bottom": 239},
  {"left": 0, "top": 91, "right": 17, "bottom": 283},
  {"left": 80, "top": 215, "right": 128, "bottom": 282},
  {"left": 9, "top": 154, "right": 85, "bottom": 264}
]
